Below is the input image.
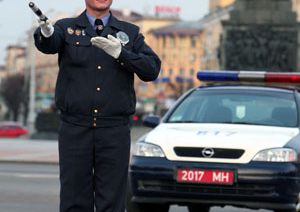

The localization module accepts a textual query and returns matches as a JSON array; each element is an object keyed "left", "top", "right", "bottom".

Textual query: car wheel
[{"left": 188, "top": 204, "right": 210, "bottom": 212}]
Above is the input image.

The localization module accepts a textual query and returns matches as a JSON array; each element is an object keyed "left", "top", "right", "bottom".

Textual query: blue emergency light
[{"left": 197, "top": 71, "right": 300, "bottom": 84}]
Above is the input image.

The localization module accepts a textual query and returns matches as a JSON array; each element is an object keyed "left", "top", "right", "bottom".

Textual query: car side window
[
  {"left": 1, "top": 126, "right": 8, "bottom": 130},
  {"left": 9, "top": 126, "right": 16, "bottom": 130}
]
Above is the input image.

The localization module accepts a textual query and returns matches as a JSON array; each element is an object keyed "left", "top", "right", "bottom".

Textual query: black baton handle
[{"left": 29, "top": 2, "right": 48, "bottom": 21}]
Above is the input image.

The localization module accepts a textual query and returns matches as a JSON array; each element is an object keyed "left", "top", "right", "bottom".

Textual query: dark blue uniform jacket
[{"left": 34, "top": 11, "right": 161, "bottom": 127}]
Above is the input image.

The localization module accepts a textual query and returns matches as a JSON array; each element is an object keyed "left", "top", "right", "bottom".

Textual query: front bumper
[{"left": 128, "top": 156, "right": 300, "bottom": 210}]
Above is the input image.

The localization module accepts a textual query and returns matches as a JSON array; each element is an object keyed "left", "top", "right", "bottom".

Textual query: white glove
[
  {"left": 91, "top": 35, "right": 121, "bottom": 59},
  {"left": 38, "top": 20, "right": 54, "bottom": 38}
]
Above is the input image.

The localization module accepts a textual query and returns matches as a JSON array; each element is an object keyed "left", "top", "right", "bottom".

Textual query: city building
[
  {"left": 5, "top": 45, "right": 25, "bottom": 76},
  {"left": 0, "top": 65, "right": 6, "bottom": 86},
  {"left": 209, "top": 0, "right": 235, "bottom": 11},
  {"left": 201, "top": 4, "right": 234, "bottom": 70},
  {"left": 149, "top": 21, "right": 204, "bottom": 98}
]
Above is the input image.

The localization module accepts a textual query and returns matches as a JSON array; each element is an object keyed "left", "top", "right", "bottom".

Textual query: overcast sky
[{"left": 0, "top": 0, "right": 209, "bottom": 65}]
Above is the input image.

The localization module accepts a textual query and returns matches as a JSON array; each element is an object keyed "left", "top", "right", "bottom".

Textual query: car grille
[
  {"left": 138, "top": 179, "right": 276, "bottom": 196},
  {"left": 174, "top": 147, "right": 244, "bottom": 159}
]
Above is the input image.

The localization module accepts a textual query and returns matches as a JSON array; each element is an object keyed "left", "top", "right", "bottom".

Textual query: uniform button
[
  {"left": 97, "top": 66, "right": 102, "bottom": 70},
  {"left": 122, "top": 43, "right": 126, "bottom": 47},
  {"left": 94, "top": 109, "right": 98, "bottom": 113},
  {"left": 76, "top": 42, "right": 80, "bottom": 45},
  {"left": 97, "top": 87, "right": 101, "bottom": 91},
  {"left": 93, "top": 118, "right": 97, "bottom": 121},
  {"left": 93, "top": 123, "right": 97, "bottom": 127},
  {"left": 116, "top": 60, "right": 120, "bottom": 63},
  {"left": 120, "top": 62, "right": 124, "bottom": 66}
]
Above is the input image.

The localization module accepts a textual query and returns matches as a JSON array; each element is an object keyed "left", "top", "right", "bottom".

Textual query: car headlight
[
  {"left": 252, "top": 148, "right": 297, "bottom": 162},
  {"left": 132, "top": 142, "right": 165, "bottom": 157}
]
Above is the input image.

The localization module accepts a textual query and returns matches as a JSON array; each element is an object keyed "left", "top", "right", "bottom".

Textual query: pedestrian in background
[{"left": 33, "top": 0, "right": 161, "bottom": 211}]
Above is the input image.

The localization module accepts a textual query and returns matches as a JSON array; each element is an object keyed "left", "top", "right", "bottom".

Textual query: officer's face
[{"left": 85, "top": 0, "right": 113, "bottom": 14}]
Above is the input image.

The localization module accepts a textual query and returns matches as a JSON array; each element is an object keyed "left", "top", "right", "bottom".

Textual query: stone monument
[{"left": 219, "top": 0, "right": 299, "bottom": 72}]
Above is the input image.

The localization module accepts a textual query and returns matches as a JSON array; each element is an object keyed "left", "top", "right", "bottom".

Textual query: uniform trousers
[{"left": 58, "top": 120, "right": 131, "bottom": 212}]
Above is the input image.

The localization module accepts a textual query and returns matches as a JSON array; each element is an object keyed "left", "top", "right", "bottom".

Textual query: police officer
[{"left": 33, "top": 0, "right": 161, "bottom": 211}]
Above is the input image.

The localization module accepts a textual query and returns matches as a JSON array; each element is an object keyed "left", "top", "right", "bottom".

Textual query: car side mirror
[{"left": 143, "top": 115, "right": 160, "bottom": 128}]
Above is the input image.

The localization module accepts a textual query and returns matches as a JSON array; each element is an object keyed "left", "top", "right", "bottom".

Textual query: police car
[{"left": 127, "top": 71, "right": 300, "bottom": 212}]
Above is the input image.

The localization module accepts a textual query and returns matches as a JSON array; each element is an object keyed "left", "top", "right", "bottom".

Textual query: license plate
[{"left": 177, "top": 169, "right": 234, "bottom": 184}]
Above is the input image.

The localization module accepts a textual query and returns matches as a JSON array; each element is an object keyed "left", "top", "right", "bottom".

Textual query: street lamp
[{"left": 25, "top": 26, "right": 36, "bottom": 136}]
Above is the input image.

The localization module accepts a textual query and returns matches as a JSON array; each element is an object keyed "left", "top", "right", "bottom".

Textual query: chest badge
[
  {"left": 75, "top": 29, "right": 82, "bottom": 36},
  {"left": 67, "top": 27, "right": 74, "bottom": 35},
  {"left": 116, "top": 31, "right": 129, "bottom": 45}
]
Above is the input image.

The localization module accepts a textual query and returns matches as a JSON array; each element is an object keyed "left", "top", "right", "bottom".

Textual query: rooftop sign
[{"left": 155, "top": 5, "right": 181, "bottom": 13}]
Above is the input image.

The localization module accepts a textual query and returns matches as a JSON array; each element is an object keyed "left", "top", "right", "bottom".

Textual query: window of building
[
  {"left": 163, "top": 37, "right": 166, "bottom": 48},
  {"left": 180, "top": 36, "right": 185, "bottom": 49},
  {"left": 138, "top": 84, "right": 148, "bottom": 94},
  {"left": 169, "top": 68, "right": 173, "bottom": 76},
  {"left": 180, "top": 68, "right": 185, "bottom": 76},
  {"left": 190, "top": 54, "right": 196, "bottom": 62},
  {"left": 190, "top": 69, "right": 195, "bottom": 77},
  {"left": 170, "top": 36, "right": 176, "bottom": 48},
  {"left": 191, "top": 36, "right": 197, "bottom": 48}
]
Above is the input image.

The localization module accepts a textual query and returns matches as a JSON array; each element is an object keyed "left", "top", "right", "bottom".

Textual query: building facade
[
  {"left": 149, "top": 22, "right": 204, "bottom": 99},
  {"left": 5, "top": 45, "right": 25, "bottom": 76},
  {"left": 209, "top": 0, "right": 235, "bottom": 11}
]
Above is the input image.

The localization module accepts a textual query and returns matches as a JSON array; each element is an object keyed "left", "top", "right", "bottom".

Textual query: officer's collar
[{"left": 76, "top": 10, "right": 122, "bottom": 31}]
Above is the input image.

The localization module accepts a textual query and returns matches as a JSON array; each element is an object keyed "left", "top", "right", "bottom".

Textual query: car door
[{"left": 0, "top": 125, "right": 9, "bottom": 137}]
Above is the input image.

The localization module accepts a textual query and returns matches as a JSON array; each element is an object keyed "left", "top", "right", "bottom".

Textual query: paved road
[
  {"left": 0, "top": 127, "right": 272, "bottom": 212},
  {"left": 130, "top": 125, "right": 152, "bottom": 142},
  {"left": 0, "top": 163, "right": 59, "bottom": 212},
  {"left": 0, "top": 163, "right": 272, "bottom": 212},
  {"left": 0, "top": 126, "right": 151, "bottom": 164}
]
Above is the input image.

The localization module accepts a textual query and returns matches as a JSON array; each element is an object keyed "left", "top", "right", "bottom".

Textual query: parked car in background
[
  {"left": 127, "top": 71, "right": 300, "bottom": 212},
  {"left": 0, "top": 122, "right": 27, "bottom": 137}
]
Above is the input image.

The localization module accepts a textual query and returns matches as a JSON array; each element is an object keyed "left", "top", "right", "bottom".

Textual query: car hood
[{"left": 144, "top": 123, "right": 299, "bottom": 164}]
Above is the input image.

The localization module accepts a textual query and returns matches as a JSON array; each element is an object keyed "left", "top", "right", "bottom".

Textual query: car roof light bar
[
  {"left": 238, "top": 71, "right": 266, "bottom": 82},
  {"left": 265, "top": 72, "right": 300, "bottom": 84},
  {"left": 197, "top": 71, "right": 239, "bottom": 82},
  {"left": 197, "top": 70, "right": 300, "bottom": 85}
]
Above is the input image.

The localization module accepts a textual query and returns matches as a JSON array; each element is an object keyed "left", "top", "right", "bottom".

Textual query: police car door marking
[
  {"left": 197, "top": 131, "right": 208, "bottom": 136},
  {"left": 197, "top": 131, "right": 237, "bottom": 136}
]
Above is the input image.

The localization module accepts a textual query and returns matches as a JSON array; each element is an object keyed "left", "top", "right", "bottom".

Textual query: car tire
[
  {"left": 188, "top": 204, "right": 210, "bottom": 212},
  {"left": 126, "top": 180, "right": 169, "bottom": 212}
]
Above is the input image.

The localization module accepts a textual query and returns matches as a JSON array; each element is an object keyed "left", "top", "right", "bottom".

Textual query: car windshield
[{"left": 167, "top": 88, "right": 298, "bottom": 127}]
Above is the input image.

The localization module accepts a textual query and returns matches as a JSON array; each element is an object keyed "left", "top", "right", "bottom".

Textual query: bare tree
[{"left": 0, "top": 74, "right": 25, "bottom": 121}]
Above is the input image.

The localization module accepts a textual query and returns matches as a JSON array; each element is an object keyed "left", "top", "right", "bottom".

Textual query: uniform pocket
[{"left": 65, "top": 38, "right": 91, "bottom": 67}]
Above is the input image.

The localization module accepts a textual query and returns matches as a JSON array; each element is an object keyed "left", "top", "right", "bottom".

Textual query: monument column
[{"left": 219, "top": 0, "right": 299, "bottom": 72}]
